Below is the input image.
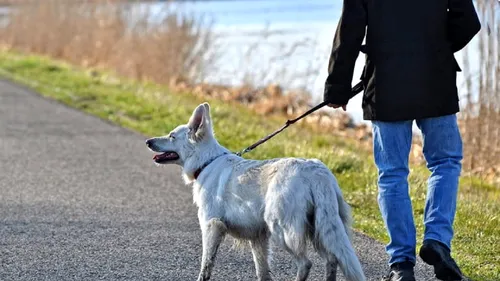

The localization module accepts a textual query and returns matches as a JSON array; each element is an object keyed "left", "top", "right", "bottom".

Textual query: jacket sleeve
[
  {"left": 447, "top": 0, "right": 481, "bottom": 53},
  {"left": 324, "top": 0, "right": 367, "bottom": 105}
]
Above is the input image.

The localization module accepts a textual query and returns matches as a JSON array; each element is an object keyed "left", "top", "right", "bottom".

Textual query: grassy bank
[{"left": 0, "top": 51, "right": 498, "bottom": 280}]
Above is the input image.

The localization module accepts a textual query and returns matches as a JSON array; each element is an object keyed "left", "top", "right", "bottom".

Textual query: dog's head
[{"left": 145, "top": 102, "right": 214, "bottom": 166}]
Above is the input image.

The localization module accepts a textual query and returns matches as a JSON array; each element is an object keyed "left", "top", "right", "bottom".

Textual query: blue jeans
[{"left": 372, "top": 114, "right": 463, "bottom": 266}]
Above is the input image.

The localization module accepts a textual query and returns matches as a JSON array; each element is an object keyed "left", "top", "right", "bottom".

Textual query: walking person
[{"left": 323, "top": 0, "right": 481, "bottom": 280}]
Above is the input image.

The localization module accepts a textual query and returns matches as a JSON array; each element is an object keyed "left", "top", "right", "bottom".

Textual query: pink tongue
[{"left": 153, "top": 153, "right": 167, "bottom": 160}]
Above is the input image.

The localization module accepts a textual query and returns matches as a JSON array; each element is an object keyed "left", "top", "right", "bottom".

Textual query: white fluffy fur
[{"left": 146, "top": 102, "right": 366, "bottom": 281}]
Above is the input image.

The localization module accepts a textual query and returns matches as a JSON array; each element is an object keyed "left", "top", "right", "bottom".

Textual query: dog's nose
[{"left": 146, "top": 139, "right": 152, "bottom": 147}]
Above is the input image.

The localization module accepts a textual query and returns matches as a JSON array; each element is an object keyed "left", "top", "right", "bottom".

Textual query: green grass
[{"left": 0, "top": 51, "right": 498, "bottom": 280}]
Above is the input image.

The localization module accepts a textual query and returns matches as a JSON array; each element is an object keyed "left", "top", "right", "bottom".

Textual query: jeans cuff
[
  {"left": 389, "top": 256, "right": 416, "bottom": 267},
  {"left": 422, "top": 236, "right": 452, "bottom": 251}
]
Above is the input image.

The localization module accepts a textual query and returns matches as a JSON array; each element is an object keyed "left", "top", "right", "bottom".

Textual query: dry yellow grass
[
  {"left": 460, "top": 0, "right": 500, "bottom": 185},
  {"left": 0, "top": 0, "right": 216, "bottom": 84}
]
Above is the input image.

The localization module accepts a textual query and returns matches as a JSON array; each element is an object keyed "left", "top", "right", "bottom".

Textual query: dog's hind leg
[
  {"left": 292, "top": 252, "right": 312, "bottom": 281},
  {"left": 283, "top": 234, "right": 312, "bottom": 281},
  {"left": 250, "top": 238, "right": 273, "bottom": 281},
  {"left": 266, "top": 209, "right": 312, "bottom": 280},
  {"left": 325, "top": 256, "right": 338, "bottom": 281},
  {"left": 197, "top": 218, "right": 227, "bottom": 281}
]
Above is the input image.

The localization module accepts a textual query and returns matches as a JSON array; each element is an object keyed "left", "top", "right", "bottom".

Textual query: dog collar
[{"left": 193, "top": 153, "right": 229, "bottom": 180}]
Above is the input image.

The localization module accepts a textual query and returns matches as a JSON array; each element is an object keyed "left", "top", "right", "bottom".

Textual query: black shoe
[
  {"left": 419, "top": 239, "right": 463, "bottom": 280},
  {"left": 381, "top": 261, "right": 416, "bottom": 281}
]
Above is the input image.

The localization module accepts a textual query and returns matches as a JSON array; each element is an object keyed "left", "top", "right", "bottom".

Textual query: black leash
[{"left": 235, "top": 81, "right": 364, "bottom": 157}]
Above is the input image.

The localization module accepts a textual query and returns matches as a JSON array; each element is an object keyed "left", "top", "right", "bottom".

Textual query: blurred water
[{"left": 127, "top": 0, "right": 369, "bottom": 122}]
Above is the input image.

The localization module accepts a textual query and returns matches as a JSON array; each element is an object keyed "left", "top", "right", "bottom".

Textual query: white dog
[{"left": 146, "top": 102, "right": 366, "bottom": 281}]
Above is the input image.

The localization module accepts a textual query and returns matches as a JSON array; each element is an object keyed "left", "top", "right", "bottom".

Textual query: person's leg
[
  {"left": 416, "top": 114, "right": 463, "bottom": 280},
  {"left": 372, "top": 120, "right": 416, "bottom": 266},
  {"left": 416, "top": 114, "right": 462, "bottom": 249}
]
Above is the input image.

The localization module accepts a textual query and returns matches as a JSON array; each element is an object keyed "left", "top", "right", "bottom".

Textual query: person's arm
[
  {"left": 448, "top": 0, "right": 481, "bottom": 53},
  {"left": 324, "top": 0, "right": 367, "bottom": 106}
]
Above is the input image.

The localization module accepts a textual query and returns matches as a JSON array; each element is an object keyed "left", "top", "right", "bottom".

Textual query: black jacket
[{"left": 324, "top": 0, "right": 481, "bottom": 121}]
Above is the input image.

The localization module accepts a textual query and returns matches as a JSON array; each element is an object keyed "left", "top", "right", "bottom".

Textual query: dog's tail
[{"left": 313, "top": 177, "right": 366, "bottom": 281}]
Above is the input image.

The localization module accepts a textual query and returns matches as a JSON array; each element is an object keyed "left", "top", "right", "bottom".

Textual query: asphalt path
[{"left": 0, "top": 79, "right": 436, "bottom": 280}]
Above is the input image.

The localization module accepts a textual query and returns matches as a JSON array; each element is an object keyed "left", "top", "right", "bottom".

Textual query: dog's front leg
[{"left": 197, "top": 218, "right": 227, "bottom": 281}]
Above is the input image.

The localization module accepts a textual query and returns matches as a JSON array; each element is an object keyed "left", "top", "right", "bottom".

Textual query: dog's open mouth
[{"left": 153, "top": 151, "right": 179, "bottom": 163}]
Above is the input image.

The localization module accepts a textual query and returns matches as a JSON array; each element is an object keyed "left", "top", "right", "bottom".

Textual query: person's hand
[{"left": 327, "top": 104, "right": 347, "bottom": 111}]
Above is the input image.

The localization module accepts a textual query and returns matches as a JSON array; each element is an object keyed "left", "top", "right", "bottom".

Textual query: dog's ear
[
  {"left": 187, "top": 103, "right": 212, "bottom": 142},
  {"left": 200, "top": 102, "right": 212, "bottom": 123},
  {"left": 202, "top": 102, "right": 210, "bottom": 112}
]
